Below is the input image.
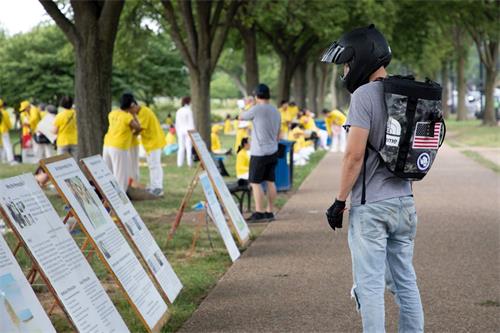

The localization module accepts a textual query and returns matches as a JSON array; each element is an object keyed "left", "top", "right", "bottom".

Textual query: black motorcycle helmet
[{"left": 321, "top": 24, "right": 391, "bottom": 93}]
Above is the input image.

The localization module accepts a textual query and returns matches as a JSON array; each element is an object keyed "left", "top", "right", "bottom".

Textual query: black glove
[{"left": 326, "top": 199, "right": 346, "bottom": 231}]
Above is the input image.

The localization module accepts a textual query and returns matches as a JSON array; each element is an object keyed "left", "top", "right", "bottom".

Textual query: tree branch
[
  {"left": 179, "top": 0, "right": 198, "bottom": 61},
  {"left": 39, "top": 0, "right": 78, "bottom": 45},
  {"left": 210, "top": 0, "right": 224, "bottom": 41},
  {"left": 210, "top": 0, "right": 241, "bottom": 72},
  {"left": 161, "top": 0, "right": 196, "bottom": 70},
  {"left": 98, "top": 0, "right": 125, "bottom": 51}
]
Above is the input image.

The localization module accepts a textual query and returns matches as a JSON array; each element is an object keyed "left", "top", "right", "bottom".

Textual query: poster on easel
[
  {"left": 0, "top": 174, "right": 129, "bottom": 333},
  {"left": 189, "top": 131, "right": 250, "bottom": 246},
  {"left": 80, "top": 155, "right": 182, "bottom": 303},
  {"left": 199, "top": 172, "right": 240, "bottom": 262},
  {"left": 0, "top": 233, "right": 56, "bottom": 333},
  {"left": 41, "top": 157, "right": 168, "bottom": 332}
]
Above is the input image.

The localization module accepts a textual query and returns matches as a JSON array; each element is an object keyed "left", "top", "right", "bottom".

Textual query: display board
[
  {"left": 199, "top": 172, "right": 240, "bottom": 262},
  {"left": 189, "top": 131, "right": 250, "bottom": 245},
  {"left": 0, "top": 174, "right": 129, "bottom": 333},
  {"left": 80, "top": 155, "right": 182, "bottom": 303},
  {"left": 0, "top": 233, "right": 56, "bottom": 333},
  {"left": 41, "top": 157, "right": 168, "bottom": 332},
  {"left": 35, "top": 113, "right": 57, "bottom": 143}
]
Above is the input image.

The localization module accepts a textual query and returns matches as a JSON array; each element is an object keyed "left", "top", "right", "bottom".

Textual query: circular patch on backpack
[{"left": 416, "top": 153, "right": 431, "bottom": 171}]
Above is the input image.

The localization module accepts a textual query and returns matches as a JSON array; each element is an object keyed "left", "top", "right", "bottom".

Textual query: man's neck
[
  {"left": 256, "top": 99, "right": 269, "bottom": 105},
  {"left": 369, "top": 67, "right": 388, "bottom": 82}
]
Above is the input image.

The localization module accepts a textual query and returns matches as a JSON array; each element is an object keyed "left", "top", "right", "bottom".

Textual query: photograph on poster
[
  {"left": 98, "top": 241, "right": 112, "bottom": 259},
  {"left": 64, "top": 176, "right": 108, "bottom": 230},
  {"left": 109, "top": 180, "right": 128, "bottom": 205},
  {"left": 0, "top": 273, "right": 35, "bottom": 324},
  {"left": 2, "top": 198, "right": 35, "bottom": 229},
  {"left": 124, "top": 221, "right": 135, "bottom": 236}
]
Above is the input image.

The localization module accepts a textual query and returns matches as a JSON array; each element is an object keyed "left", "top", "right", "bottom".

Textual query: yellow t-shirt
[
  {"left": 54, "top": 108, "right": 78, "bottom": 146},
  {"left": 279, "top": 106, "right": 291, "bottom": 134},
  {"left": 325, "top": 110, "right": 347, "bottom": 135},
  {"left": 104, "top": 110, "right": 134, "bottom": 150},
  {"left": 20, "top": 112, "right": 31, "bottom": 136},
  {"left": 300, "top": 116, "right": 316, "bottom": 131},
  {"left": 165, "top": 117, "right": 173, "bottom": 126},
  {"left": 288, "top": 105, "right": 299, "bottom": 121},
  {"left": 137, "top": 106, "right": 166, "bottom": 153},
  {"left": 211, "top": 132, "right": 221, "bottom": 151},
  {"left": 236, "top": 148, "right": 250, "bottom": 178},
  {"left": 224, "top": 119, "right": 232, "bottom": 134},
  {"left": 29, "top": 107, "right": 42, "bottom": 132},
  {"left": 0, "top": 109, "right": 12, "bottom": 134},
  {"left": 166, "top": 131, "right": 176, "bottom": 145},
  {"left": 234, "top": 128, "right": 248, "bottom": 151}
]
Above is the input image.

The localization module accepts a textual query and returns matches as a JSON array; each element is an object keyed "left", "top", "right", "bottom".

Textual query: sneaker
[
  {"left": 148, "top": 188, "right": 164, "bottom": 197},
  {"left": 264, "top": 212, "right": 275, "bottom": 221},
  {"left": 246, "top": 212, "right": 267, "bottom": 223}
]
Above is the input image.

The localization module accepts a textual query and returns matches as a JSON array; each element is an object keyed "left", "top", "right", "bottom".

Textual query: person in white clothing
[
  {"left": 0, "top": 99, "right": 15, "bottom": 164},
  {"left": 175, "top": 96, "right": 195, "bottom": 167}
]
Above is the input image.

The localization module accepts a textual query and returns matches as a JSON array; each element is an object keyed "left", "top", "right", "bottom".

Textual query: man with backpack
[{"left": 321, "top": 25, "right": 442, "bottom": 333}]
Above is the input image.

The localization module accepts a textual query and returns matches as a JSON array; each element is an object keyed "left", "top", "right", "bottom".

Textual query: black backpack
[{"left": 361, "top": 75, "right": 446, "bottom": 203}]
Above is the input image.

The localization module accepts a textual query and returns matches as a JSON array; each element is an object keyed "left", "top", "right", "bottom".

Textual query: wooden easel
[
  {"left": 40, "top": 155, "right": 170, "bottom": 333},
  {"left": 166, "top": 131, "right": 251, "bottom": 248}
]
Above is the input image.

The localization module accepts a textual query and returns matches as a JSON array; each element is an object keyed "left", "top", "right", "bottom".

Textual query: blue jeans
[{"left": 348, "top": 196, "right": 424, "bottom": 333}]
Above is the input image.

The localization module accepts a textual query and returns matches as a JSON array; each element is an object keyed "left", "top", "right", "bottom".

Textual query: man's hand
[{"left": 326, "top": 199, "right": 346, "bottom": 231}]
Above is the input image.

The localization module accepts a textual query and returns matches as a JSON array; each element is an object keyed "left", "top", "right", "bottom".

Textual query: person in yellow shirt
[
  {"left": 211, "top": 124, "right": 231, "bottom": 155},
  {"left": 234, "top": 120, "right": 250, "bottom": 152},
  {"left": 0, "top": 99, "right": 14, "bottom": 163},
  {"left": 322, "top": 108, "right": 347, "bottom": 152},
  {"left": 128, "top": 95, "right": 166, "bottom": 196},
  {"left": 53, "top": 96, "right": 78, "bottom": 158},
  {"left": 287, "top": 101, "right": 299, "bottom": 121},
  {"left": 236, "top": 137, "right": 250, "bottom": 180},
  {"left": 19, "top": 100, "right": 40, "bottom": 150},
  {"left": 165, "top": 113, "right": 174, "bottom": 127},
  {"left": 288, "top": 123, "right": 314, "bottom": 166},
  {"left": 103, "top": 93, "right": 141, "bottom": 191},
  {"left": 279, "top": 100, "right": 291, "bottom": 138},
  {"left": 298, "top": 109, "right": 329, "bottom": 150},
  {"left": 223, "top": 114, "right": 233, "bottom": 134}
]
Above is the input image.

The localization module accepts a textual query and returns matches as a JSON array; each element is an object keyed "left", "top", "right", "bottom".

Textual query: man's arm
[
  {"left": 239, "top": 107, "right": 255, "bottom": 121},
  {"left": 337, "top": 126, "right": 369, "bottom": 201}
]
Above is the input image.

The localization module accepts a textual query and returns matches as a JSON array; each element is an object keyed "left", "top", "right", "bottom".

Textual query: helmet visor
[{"left": 320, "top": 41, "right": 354, "bottom": 64}]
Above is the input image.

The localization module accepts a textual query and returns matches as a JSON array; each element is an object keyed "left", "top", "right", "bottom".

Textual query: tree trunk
[
  {"left": 220, "top": 67, "right": 247, "bottom": 97},
  {"left": 189, "top": 71, "right": 211, "bottom": 148},
  {"left": 330, "top": 65, "right": 338, "bottom": 109},
  {"left": 317, "top": 62, "right": 329, "bottom": 112},
  {"left": 456, "top": 51, "right": 467, "bottom": 121},
  {"left": 293, "top": 61, "right": 307, "bottom": 108},
  {"left": 483, "top": 66, "right": 497, "bottom": 126},
  {"left": 277, "top": 57, "right": 294, "bottom": 103},
  {"left": 74, "top": 39, "right": 113, "bottom": 157},
  {"left": 239, "top": 25, "right": 259, "bottom": 95},
  {"left": 441, "top": 62, "right": 450, "bottom": 119},
  {"left": 306, "top": 61, "right": 318, "bottom": 114}
]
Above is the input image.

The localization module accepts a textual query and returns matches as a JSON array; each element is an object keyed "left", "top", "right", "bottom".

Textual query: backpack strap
[{"left": 361, "top": 145, "right": 369, "bottom": 205}]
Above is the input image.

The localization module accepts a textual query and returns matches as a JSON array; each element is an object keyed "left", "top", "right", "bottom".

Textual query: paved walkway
[{"left": 180, "top": 145, "right": 499, "bottom": 332}]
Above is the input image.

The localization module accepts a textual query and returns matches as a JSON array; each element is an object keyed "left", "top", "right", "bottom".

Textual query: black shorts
[{"left": 249, "top": 153, "right": 278, "bottom": 184}]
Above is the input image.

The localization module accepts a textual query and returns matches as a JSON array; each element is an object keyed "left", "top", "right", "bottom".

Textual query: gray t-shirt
[
  {"left": 346, "top": 81, "right": 412, "bottom": 206},
  {"left": 240, "top": 103, "right": 281, "bottom": 156}
]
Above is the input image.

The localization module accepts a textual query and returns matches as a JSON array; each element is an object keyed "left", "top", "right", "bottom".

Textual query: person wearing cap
[
  {"left": 19, "top": 100, "right": 41, "bottom": 152},
  {"left": 125, "top": 95, "right": 167, "bottom": 197},
  {"left": 0, "top": 99, "right": 15, "bottom": 164},
  {"left": 53, "top": 96, "right": 78, "bottom": 158},
  {"left": 322, "top": 25, "right": 423, "bottom": 332},
  {"left": 175, "top": 96, "right": 195, "bottom": 167},
  {"left": 103, "top": 94, "right": 142, "bottom": 191},
  {"left": 239, "top": 83, "right": 281, "bottom": 222}
]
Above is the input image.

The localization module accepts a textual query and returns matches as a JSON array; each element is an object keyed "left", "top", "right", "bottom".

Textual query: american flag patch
[{"left": 412, "top": 122, "right": 441, "bottom": 149}]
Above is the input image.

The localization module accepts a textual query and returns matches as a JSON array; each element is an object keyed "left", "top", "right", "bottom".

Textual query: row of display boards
[{"left": 0, "top": 131, "right": 251, "bottom": 333}]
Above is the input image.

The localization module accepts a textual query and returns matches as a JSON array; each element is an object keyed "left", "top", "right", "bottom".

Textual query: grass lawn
[
  {"left": 445, "top": 118, "right": 499, "bottom": 148},
  {"left": 0, "top": 132, "right": 325, "bottom": 332}
]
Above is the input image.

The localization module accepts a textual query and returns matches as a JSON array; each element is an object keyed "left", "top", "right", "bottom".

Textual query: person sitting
[
  {"left": 211, "top": 124, "right": 231, "bottom": 155},
  {"left": 223, "top": 114, "right": 233, "bottom": 134},
  {"left": 236, "top": 137, "right": 250, "bottom": 182},
  {"left": 323, "top": 108, "right": 347, "bottom": 152},
  {"left": 279, "top": 100, "right": 291, "bottom": 138},
  {"left": 287, "top": 101, "right": 299, "bottom": 121},
  {"left": 289, "top": 122, "right": 315, "bottom": 166},
  {"left": 164, "top": 126, "right": 178, "bottom": 155},
  {"left": 165, "top": 113, "right": 174, "bottom": 127},
  {"left": 234, "top": 120, "right": 250, "bottom": 152},
  {"left": 299, "top": 109, "right": 329, "bottom": 150}
]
